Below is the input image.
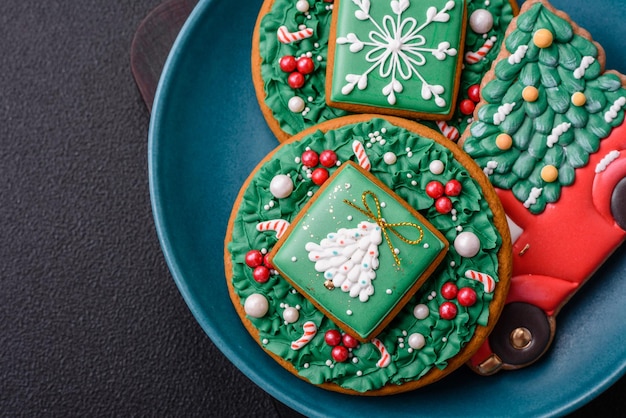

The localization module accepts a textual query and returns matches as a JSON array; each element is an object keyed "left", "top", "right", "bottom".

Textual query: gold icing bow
[{"left": 343, "top": 191, "right": 423, "bottom": 266}]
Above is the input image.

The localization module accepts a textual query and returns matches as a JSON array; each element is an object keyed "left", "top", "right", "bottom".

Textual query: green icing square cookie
[
  {"left": 269, "top": 162, "right": 448, "bottom": 341},
  {"left": 326, "top": 0, "right": 466, "bottom": 119}
]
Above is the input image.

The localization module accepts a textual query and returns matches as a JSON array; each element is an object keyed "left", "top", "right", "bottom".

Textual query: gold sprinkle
[
  {"left": 533, "top": 29, "right": 553, "bottom": 48},
  {"left": 572, "top": 92, "right": 587, "bottom": 107},
  {"left": 522, "top": 86, "right": 539, "bottom": 102},
  {"left": 495, "top": 133, "right": 513, "bottom": 150},
  {"left": 541, "top": 165, "right": 559, "bottom": 183}
]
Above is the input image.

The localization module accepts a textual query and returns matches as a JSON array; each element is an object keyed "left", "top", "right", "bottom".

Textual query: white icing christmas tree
[{"left": 305, "top": 221, "right": 382, "bottom": 302}]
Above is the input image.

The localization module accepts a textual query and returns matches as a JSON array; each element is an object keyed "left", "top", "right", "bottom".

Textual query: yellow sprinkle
[
  {"left": 533, "top": 29, "right": 553, "bottom": 48},
  {"left": 495, "top": 133, "right": 513, "bottom": 150},
  {"left": 541, "top": 165, "right": 559, "bottom": 183},
  {"left": 572, "top": 92, "right": 587, "bottom": 107},
  {"left": 522, "top": 86, "right": 539, "bottom": 102}
]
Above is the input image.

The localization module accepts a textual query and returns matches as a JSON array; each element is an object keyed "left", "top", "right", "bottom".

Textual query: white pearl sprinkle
[
  {"left": 346, "top": 310, "right": 353, "bottom": 315},
  {"left": 261, "top": 248, "right": 268, "bottom": 254},
  {"left": 304, "top": 363, "right": 310, "bottom": 368},
  {"left": 291, "top": 256, "right": 297, "bottom": 262},
  {"left": 423, "top": 243, "right": 429, "bottom": 249},
  {"left": 352, "top": 357, "right": 359, "bottom": 364},
  {"left": 386, "top": 289, "right": 392, "bottom": 294},
  {"left": 263, "top": 339, "right": 269, "bottom": 344},
  {"left": 356, "top": 370, "right": 363, "bottom": 376}
]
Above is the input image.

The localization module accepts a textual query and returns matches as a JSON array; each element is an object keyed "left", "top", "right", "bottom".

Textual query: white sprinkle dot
[
  {"left": 423, "top": 243, "right": 429, "bottom": 249},
  {"left": 295, "top": 157, "right": 301, "bottom": 163},
  {"left": 399, "top": 343, "right": 405, "bottom": 348},
  {"left": 431, "top": 291, "right": 437, "bottom": 297},
  {"left": 393, "top": 248, "right": 400, "bottom": 255},
  {"left": 347, "top": 215, "right": 353, "bottom": 221},
  {"left": 291, "top": 256, "right": 297, "bottom": 262},
  {"left": 261, "top": 248, "right": 268, "bottom": 254},
  {"left": 317, "top": 56, "right": 323, "bottom": 62},
  {"left": 407, "top": 152, "right": 413, "bottom": 157},
  {"left": 442, "top": 337, "right": 448, "bottom": 342},
  {"left": 381, "top": 128, "right": 387, "bottom": 133},
  {"left": 263, "top": 339, "right": 269, "bottom": 344},
  {"left": 352, "top": 357, "right": 359, "bottom": 364},
  {"left": 380, "top": 202, "right": 386, "bottom": 208},
  {"left": 450, "top": 261, "right": 456, "bottom": 267},
  {"left": 357, "top": 370, "right": 363, "bottom": 376},
  {"left": 326, "top": 360, "right": 332, "bottom": 366},
  {"left": 314, "top": 42, "right": 320, "bottom": 48},
  {"left": 386, "top": 289, "right": 392, "bottom": 294},
  {"left": 347, "top": 310, "right": 353, "bottom": 315},
  {"left": 304, "top": 363, "right": 310, "bottom": 368},
  {"left": 411, "top": 180, "right": 417, "bottom": 186}
]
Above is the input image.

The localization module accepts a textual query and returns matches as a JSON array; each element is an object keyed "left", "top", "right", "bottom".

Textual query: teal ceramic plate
[{"left": 149, "top": 0, "right": 626, "bottom": 415}]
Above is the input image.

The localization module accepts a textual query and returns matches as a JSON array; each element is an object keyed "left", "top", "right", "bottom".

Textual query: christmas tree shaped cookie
[
  {"left": 270, "top": 162, "right": 448, "bottom": 341},
  {"left": 326, "top": 0, "right": 467, "bottom": 119},
  {"left": 461, "top": 0, "right": 626, "bottom": 214},
  {"left": 460, "top": 0, "right": 626, "bottom": 375}
]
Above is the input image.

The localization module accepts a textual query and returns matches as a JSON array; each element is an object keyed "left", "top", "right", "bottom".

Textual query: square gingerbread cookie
[{"left": 325, "top": 0, "right": 467, "bottom": 120}]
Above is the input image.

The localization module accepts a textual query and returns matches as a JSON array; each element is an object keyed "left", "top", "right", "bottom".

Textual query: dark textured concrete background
[{"left": 0, "top": 0, "right": 623, "bottom": 416}]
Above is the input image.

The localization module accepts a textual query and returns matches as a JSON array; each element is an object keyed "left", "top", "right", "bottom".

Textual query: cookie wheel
[
  {"left": 488, "top": 302, "right": 554, "bottom": 368},
  {"left": 611, "top": 177, "right": 626, "bottom": 230}
]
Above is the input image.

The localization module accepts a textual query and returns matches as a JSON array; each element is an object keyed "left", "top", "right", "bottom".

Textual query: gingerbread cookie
[
  {"left": 459, "top": 0, "right": 626, "bottom": 374},
  {"left": 324, "top": 0, "right": 466, "bottom": 120},
  {"left": 252, "top": 0, "right": 518, "bottom": 142},
  {"left": 225, "top": 115, "right": 511, "bottom": 394}
]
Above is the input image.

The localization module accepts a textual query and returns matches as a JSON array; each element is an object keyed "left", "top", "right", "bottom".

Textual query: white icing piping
[
  {"left": 547, "top": 122, "right": 572, "bottom": 148},
  {"left": 573, "top": 56, "right": 595, "bottom": 79},
  {"left": 595, "top": 150, "right": 621, "bottom": 173},
  {"left": 483, "top": 160, "right": 498, "bottom": 176},
  {"left": 604, "top": 97, "right": 626, "bottom": 123},
  {"left": 507, "top": 45, "right": 528, "bottom": 65},
  {"left": 493, "top": 102, "right": 515, "bottom": 125},
  {"left": 523, "top": 187, "right": 543, "bottom": 208}
]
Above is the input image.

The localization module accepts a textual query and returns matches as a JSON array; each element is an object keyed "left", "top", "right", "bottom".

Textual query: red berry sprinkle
[
  {"left": 342, "top": 334, "right": 359, "bottom": 349},
  {"left": 288, "top": 71, "right": 305, "bottom": 89},
  {"left": 319, "top": 150, "right": 338, "bottom": 167},
  {"left": 445, "top": 179, "right": 462, "bottom": 197},
  {"left": 245, "top": 250, "right": 264, "bottom": 268},
  {"left": 311, "top": 167, "right": 329, "bottom": 185},
  {"left": 457, "top": 287, "right": 478, "bottom": 307},
  {"left": 279, "top": 55, "right": 297, "bottom": 73},
  {"left": 468, "top": 84, "right": 481, "bottom": 103},
  {"left": 325, "top": 330, "right": 342, "bottom": 346},
  {"left": 441, "top": 282, "right": 458, "bottom": 300},
  {"left": 301, "top": 149, "right": 319, "bottom": 167},
  {"left": 296, "top": 57, "right": 315, "bottom": 75},
  {"left": 331, "top": 345, "right": 349, "bottom": 362},
  {"left": 425, "top": 181, "right": 444, "bottom": 199},
  {"left": 439, "top": 301, "right": 458, "bottom": 320},
  {"left": 435, "top": 196, "right": 453, "bottom": 214},
  {"left": 460, "top": 99, "right": 476, "bottom": 115},
  {"left": 252, "top": 265, "right": 270, "bottom": 283}
]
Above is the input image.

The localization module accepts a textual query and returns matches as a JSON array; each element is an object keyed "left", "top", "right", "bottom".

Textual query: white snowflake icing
[{"left": 336, "top": 0, "right": 458, "bottom": 106}]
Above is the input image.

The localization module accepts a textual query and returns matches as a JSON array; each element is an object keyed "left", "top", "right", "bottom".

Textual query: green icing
[
  {"left": 328, "top": 0, "right": 465, "bottom": 115},
  {"left": 463, "top": 2, "right": 626, "bottom": 214},
  {"left": 227, "top": 118, "right": 502, "bottom": 392},
  {"left": 272, "top": 163, "right": 447, "bottom": 339},
  {"left": 257, "top": 0, "right": 514, "bottom": 137}
]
